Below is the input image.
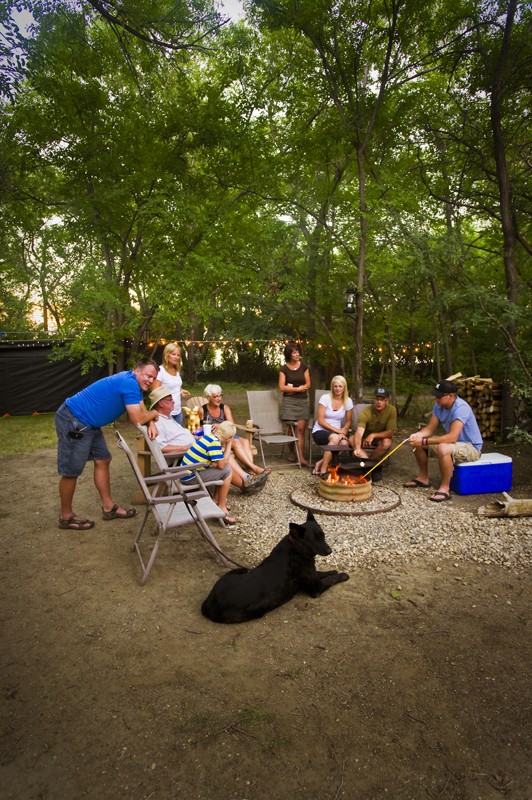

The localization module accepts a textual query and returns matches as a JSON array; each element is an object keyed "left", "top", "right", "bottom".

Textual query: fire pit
[{"left": 318, "top": 466, "right": 372, "bottom": 503}]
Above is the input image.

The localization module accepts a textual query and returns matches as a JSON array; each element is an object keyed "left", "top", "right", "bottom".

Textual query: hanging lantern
[{"left": 343, "top": 286, "right": 357, "bottom": 314}]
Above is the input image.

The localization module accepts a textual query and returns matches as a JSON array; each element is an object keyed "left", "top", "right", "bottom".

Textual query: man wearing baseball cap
[
  {"left": 406, "top": 380, "right": 482, "bottom": 502},
  {"left": 353, "top": 388, "right": 397, "bottom": 481}
]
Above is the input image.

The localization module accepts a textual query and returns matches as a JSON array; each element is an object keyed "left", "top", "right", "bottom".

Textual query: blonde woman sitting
[
  {"left": 311, "top": 376, "right": 354, "bottom": 476},
  {"left": 199, "top": 384, "right": 269, "bottom": 491}
]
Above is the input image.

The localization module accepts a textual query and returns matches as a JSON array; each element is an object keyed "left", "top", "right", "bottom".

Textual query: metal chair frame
[
  {"left": 116, "top": 431, "right": 230, "bottom": 585},
  {"left": 246, "top": 390, "right": 301, "bottom": 469}
]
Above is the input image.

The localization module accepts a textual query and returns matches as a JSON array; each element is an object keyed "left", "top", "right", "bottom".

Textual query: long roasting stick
[{"left": 362, "top": 438, "right": 410, "bottom": 479}]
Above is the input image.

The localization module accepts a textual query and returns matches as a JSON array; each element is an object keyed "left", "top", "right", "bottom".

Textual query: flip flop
[
  {"left": 429, "top": 491, "right": 451, "bottom": 503},
  {"left": 102, "top": 504, "right": 137, "bottom": 520},
  {"left": 58, "top": 516, "right": 95, "bottom": 530},
  {"left": 222, "top": 515, "right": 236, "bottom": 526},
  {"left": 403, "top": 478, "right": 432, "bottom": 489}
]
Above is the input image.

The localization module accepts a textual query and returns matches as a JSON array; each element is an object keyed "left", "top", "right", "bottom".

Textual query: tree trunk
[{"left": 354, "top": 146, "right": 366, "bottom": 401}]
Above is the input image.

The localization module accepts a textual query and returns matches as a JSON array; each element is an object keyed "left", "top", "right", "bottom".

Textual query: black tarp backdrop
[{"left": 0, "top": 341, "right": 108, "bottom": 416}]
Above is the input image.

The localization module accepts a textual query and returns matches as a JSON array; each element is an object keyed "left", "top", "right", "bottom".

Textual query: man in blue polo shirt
[
  {"left": 406, "top": 379, "right": 482, "bottom": 502},
  {"left": 55, "top": 358, "right": 159, "bottom": 530}
]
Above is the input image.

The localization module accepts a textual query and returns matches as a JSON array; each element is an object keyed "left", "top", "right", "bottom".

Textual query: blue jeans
[{"left": 55, "top": 402, "right": 111, "bottom": 477}]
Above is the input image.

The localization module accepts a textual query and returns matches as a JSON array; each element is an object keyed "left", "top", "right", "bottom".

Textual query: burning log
[{"left": 477, "top": 493, "right": 532, "bottom": 518}]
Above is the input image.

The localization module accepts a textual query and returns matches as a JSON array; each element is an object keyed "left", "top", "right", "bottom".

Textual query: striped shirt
[{"left": 181, "top": 434, "right": 224, "bottom": 481}]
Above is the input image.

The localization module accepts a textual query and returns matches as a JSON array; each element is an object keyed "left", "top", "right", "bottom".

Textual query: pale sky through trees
[{"left": 219, "top": 0, "right": 245, "bottom": 21}]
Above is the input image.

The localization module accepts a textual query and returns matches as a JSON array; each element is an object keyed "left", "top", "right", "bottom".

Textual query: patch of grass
[
  {"left": 0, "top": 414, "right": 57, "bottom": 456},
  {"left": 237, "top": 706, "right": 275, "bottom": 727}
]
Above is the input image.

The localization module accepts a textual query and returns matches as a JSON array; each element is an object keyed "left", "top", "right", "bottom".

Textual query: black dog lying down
[{"left": 201, "top": 510, "right": 349, "bottom": 624}]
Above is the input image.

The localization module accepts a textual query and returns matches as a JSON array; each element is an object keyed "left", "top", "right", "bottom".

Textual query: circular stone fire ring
[{"left": 290, "top": 484, "right": 401, "bottom": 517}]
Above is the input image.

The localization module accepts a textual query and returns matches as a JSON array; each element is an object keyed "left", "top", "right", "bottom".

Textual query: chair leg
[{"left": 193, "top": 515, "right": 231, "bottom": 567}]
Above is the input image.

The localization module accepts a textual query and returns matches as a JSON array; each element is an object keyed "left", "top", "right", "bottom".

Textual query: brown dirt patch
[{"left": 1, "top": 422, "right": 531, "bottom": 799}]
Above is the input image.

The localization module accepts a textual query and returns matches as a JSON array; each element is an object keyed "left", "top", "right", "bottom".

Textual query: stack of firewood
[{"left": 451, "top": 374, "right": 503, "bottom": 440}]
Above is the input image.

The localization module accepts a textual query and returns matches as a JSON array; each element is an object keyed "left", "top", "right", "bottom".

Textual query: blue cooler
[{"left": 450, "top": 453, "right": 512, "bottom": 495}]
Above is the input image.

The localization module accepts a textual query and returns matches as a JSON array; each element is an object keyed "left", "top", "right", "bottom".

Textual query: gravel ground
[{"left": 222, "top": 466, "right": 532, "bottom": 572}]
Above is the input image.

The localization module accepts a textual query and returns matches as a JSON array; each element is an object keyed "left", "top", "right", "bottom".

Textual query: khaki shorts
[{"left": 428, "top": 442, "right": 481, "bottom": 464}]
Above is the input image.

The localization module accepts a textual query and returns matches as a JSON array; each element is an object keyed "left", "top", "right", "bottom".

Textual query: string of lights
[{"left": 0, "top": 337, "right": 436, "bottom": 353}]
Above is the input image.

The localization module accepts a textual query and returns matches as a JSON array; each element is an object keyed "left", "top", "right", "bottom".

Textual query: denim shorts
[{"left": 55, "top": 402, "right": 111, "bottom": 477}]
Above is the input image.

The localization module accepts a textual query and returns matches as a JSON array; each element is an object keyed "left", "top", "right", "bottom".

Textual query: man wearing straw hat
[{"left": 148, "top": 386, "right": 195, "bottom": 455}]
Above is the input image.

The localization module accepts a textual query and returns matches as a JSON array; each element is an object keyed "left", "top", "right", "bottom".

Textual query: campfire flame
[{"left": 324, "top": 466, "right": 369, "bottom": 485}]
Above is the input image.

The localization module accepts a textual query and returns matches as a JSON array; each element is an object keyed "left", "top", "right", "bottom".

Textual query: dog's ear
[
  {"left": 289, "top": 521, "right": 305, "bottom": 539},
  {"left": 306, "top": 510, "right": 316, "bottom": 523}
]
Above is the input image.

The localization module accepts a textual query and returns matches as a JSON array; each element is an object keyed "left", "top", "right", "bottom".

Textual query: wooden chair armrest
[{"left": 234, "top": 422, "right": 259, "bottom": 434}]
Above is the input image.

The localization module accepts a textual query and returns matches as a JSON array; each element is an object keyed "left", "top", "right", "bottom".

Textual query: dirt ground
[{"left": 1, "top": 422, "right": 531, "bottom": 800}]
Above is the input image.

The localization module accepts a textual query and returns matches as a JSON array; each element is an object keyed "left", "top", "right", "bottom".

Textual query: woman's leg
[
  {"left": 321, "top": 433, "right": 343, "bottom": 472},
  {"left": 231, "top": 438, "right": 265, "bottom": 474},
  {"left": 296, "top": 419, "right": 309, "bottom": 466},
  {"left": 227, "top": 454, "right": 250, "bottom": 489}
]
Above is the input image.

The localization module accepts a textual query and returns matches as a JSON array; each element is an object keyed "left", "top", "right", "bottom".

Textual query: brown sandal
[
  {"left": 58, "top": 516, "right": 95, "bottom": 530},
  {"left": 102, "top": 504, "right": 137, "bottom": 521}
]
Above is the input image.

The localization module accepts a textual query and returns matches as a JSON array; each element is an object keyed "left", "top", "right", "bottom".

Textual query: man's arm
[
  {"left": 409, "top": 414, "right": 449, "bottom": 446},
  {"left": 125, "top": 401, "right": 158, "bottom": 426},
  {"left": 215, "top": 438, "right": 233, "bottom": 468},
  {"left": 363, "top": 428, "right": 395, "bottom": 446},
  {"left": 353, "top": 425, "right": 366, "bottom": 454}
]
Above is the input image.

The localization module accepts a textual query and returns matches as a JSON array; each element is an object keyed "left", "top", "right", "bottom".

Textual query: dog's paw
[{"left": 337, "top": 572, "right": 350, "bottom": 582}]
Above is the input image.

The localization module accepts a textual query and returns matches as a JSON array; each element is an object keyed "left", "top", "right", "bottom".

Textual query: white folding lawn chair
[
  {"left": 116, "top": 431, "right": 230, "bottom": 585},
  {"left": 135, "top": 424, "right": 223, "bottom": 495},
  {"left": 246, "top": 390, "right": 301, "bottom": 469}
]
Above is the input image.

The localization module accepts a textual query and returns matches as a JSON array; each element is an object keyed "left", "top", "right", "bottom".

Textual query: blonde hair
[
  {"left": 162, "top": 343, "right": 181, "bottom": 371},
  {"left": 216, "top": 421, "right": 236, "bottom": 441},
  {"left": 329, "top": 375, "right": 349, "bottom": 406}
]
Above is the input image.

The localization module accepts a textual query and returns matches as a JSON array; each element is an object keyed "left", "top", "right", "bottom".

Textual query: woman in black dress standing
[{"left": 278, "top": 342, "right": 311, "bottom": 466}]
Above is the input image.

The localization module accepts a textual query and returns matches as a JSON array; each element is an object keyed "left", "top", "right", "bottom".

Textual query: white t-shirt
[
  {"left": 312, "top": 394, "right": 353, "bottom": 433},
  {"left": 155, "top": 414, "right": 195, "bottom": 450},
  {"left": 157, "top": 366, "right": 183, "bottom": 414}
]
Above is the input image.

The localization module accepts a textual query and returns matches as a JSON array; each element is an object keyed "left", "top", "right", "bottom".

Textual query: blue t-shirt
[
  {"left": 433, "top": 396, "right": 482, "bottom": 451},
  {"left": 181, "top": 434, "right": 224, "bottom": 480},
  {"left": 66, "top": 371, "right": 142, "bottom": 428}
]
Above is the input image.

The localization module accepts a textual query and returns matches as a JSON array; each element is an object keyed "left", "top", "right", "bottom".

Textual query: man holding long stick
[{"left": 405, "top": 380, "right": 482, "bottom": 503}]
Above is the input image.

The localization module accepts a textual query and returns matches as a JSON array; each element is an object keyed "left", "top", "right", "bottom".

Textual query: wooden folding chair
[
  {"left": 115, "top": 431, "right": 230, "bottom": 585},
  {"left": 246, "top": 390, "right": 301, "bottom": 469}
]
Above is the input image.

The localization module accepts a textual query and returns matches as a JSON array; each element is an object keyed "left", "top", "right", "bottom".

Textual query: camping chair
[
  {"left": 246, "top": 390, "right": 301, "bottom": 469},
  {"left": 135, "top": 424, "right": 224, "bottom": 496},
  {"left": 308, "top": 388, "right": 328, "bottom": 466},
  {"left": 115, "top": 431, "right": 230, "bottom": 585}
]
